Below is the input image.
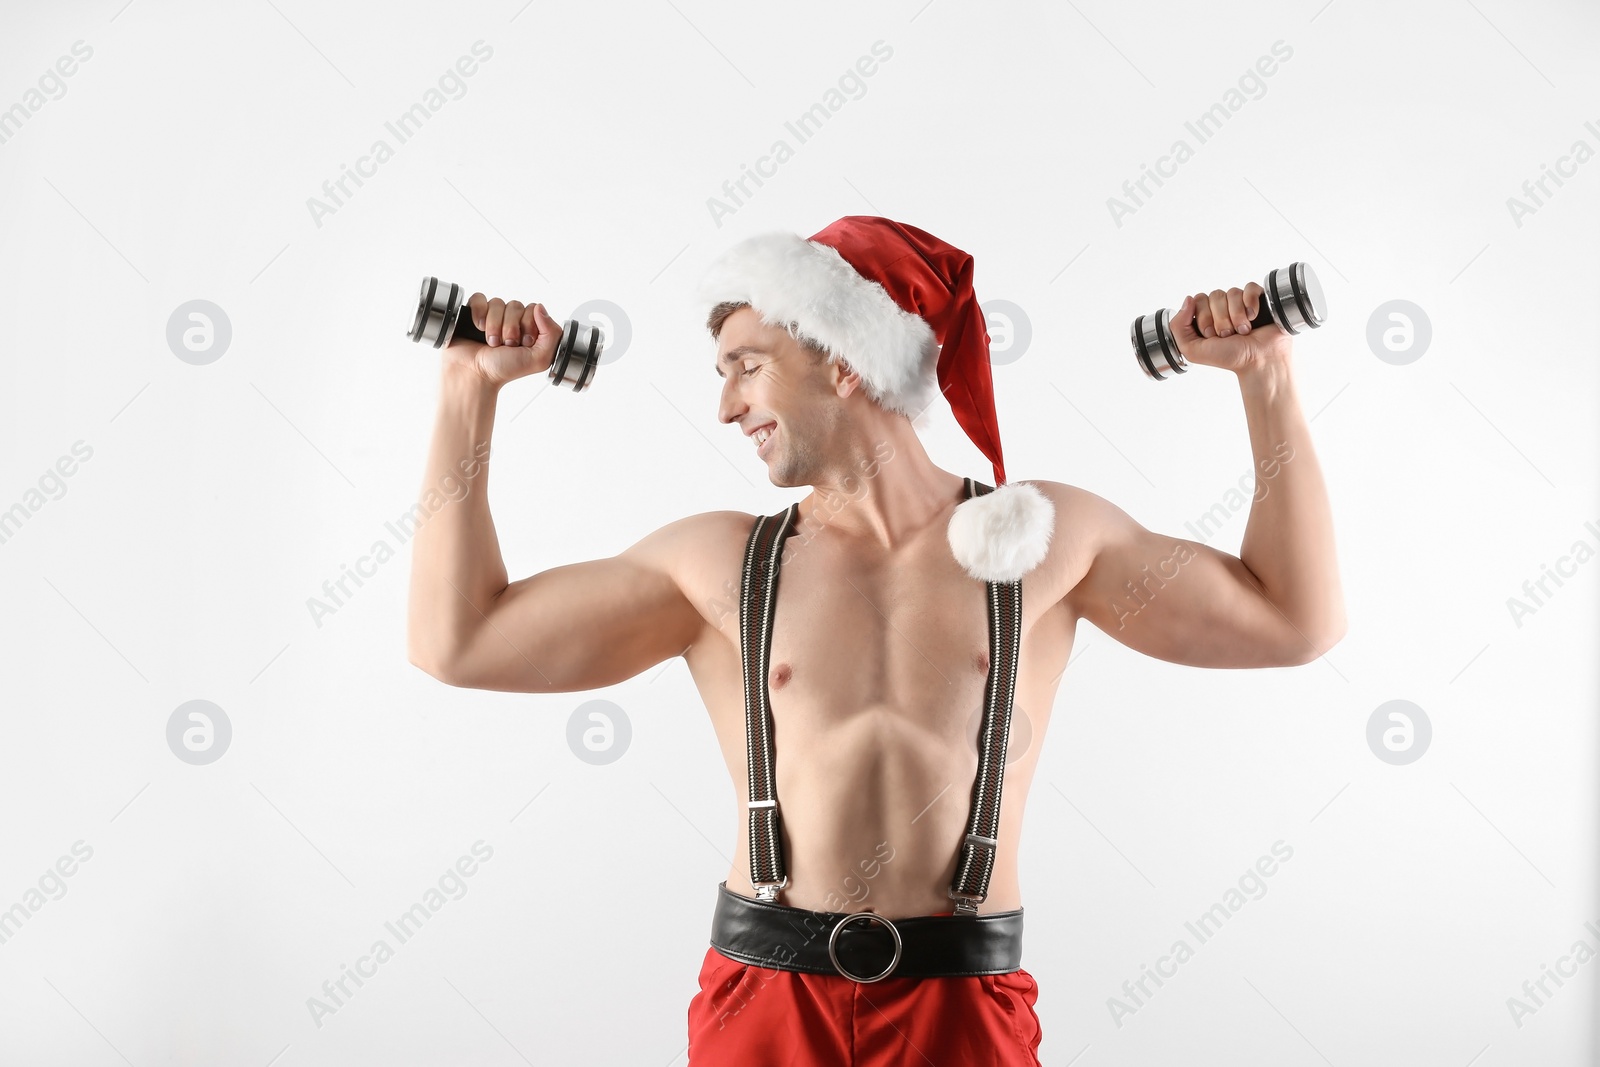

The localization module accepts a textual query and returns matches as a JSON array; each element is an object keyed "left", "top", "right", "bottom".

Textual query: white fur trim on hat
[
  {"left": 947, "top": 481, "right": 1055, "bottom": 583},
  {"left": 697, "top": 231, "right": 940, "bottom": 421}
]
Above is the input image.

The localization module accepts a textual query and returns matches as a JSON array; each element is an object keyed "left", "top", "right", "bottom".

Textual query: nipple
[{"left": 770, "top": 662, "right": 793, "bottom": 690}]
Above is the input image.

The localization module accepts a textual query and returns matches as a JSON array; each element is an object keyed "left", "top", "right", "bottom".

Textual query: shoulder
[
  {"left": 1005, "top": 479, "right": 1139, "bottom": 604},
  {"left": 1009, "top": 479, "right": 1132, "bottom": 542},
  {"left": 1012, "top": 478, "right": 1099, "bottom": 507},
  {"left": 621, "top": 509, "right": 768, "bottom": 618},
  {"left": 623, "top": 509, "right": 762, "bottom": 566}
]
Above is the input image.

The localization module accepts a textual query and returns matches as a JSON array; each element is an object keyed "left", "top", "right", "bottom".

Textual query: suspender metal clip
[
  {"left": 752, "top": 875, "right": 789, "bottom": 902},
  {"left": 948, "top": 888, "right": 986, "bottom": 915}
]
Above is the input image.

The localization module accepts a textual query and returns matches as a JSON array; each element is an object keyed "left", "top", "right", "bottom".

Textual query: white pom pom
[{"left": 947, "top": 481, "right": 1055, "bottom": 583}]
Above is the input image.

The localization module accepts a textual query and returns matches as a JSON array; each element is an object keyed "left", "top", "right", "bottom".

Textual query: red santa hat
[{"left": 697, "top": 215, "right": 1054, "bottom": 583}]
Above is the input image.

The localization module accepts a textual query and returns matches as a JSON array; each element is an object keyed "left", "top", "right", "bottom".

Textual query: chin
[{"left": 767, "top": 463, "right": 802, "bottom": 489}]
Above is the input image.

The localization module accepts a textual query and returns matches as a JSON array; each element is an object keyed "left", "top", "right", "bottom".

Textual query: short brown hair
[{"left": 706, "top": 301, "right": 829, "bottom": 361}]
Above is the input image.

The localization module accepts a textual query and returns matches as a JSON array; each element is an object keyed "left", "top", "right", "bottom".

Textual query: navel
[{"left": 770, "top": 662, "right": 793, "bottom": 690}]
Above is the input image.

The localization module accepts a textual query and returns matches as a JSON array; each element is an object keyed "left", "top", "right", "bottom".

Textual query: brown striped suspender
[{"left": 738, "top": 477, "right": 1023, "bottom": 916}]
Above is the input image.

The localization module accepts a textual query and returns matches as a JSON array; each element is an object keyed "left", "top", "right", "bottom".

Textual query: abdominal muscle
[{"left": 718, "top": 701, "right": 1045, "bottom": 920}]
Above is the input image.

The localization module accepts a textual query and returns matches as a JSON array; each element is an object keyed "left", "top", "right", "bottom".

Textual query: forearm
[
  {"left": 1235, "top": 355, "right": 1346, "bottom": 648},
  {"left": 406, "top": 363, "right": 508, "bottom": 670}
]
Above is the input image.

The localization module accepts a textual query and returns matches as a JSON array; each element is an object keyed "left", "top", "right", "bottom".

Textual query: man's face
[{"left": 715, "top": 307, "right": 845, "bottom": 488}]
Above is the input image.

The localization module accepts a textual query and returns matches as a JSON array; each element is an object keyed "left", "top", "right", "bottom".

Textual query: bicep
[
  {"left": 1062, "top": 492, "right": 1308, "bottom": 668},
  {"left": 438, "top": 521, "right": 705, "bottom": 694}
]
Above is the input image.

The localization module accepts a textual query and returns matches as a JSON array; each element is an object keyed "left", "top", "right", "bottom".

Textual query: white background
[{"left": 1, "top": 0, "right": 1596, "bottom": 1064}]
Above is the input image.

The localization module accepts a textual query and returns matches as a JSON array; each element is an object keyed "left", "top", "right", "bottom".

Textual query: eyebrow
[{"left": 714, "top": 345, "right": 767, "bottom": 377}]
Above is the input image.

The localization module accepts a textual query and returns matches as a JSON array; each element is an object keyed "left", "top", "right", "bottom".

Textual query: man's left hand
[{"left": 1169, "top": 284, "right": 1294, "bottom": 375}]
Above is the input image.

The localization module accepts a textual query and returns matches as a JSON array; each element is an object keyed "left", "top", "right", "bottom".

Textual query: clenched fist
[
  {"left": 1169, "top": 284, "right": 1294, "bottom": 376},
  {"left": 444, "top": 293, "right": 564, "bottom": 387}
]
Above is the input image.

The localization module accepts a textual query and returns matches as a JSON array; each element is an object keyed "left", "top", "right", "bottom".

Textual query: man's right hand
[{"left": 444, "top": 294, "right": 564, "bottom": 388}]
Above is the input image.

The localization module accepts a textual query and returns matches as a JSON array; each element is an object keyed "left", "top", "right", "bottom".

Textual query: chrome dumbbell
[
  {"left": 406, "top": 275, "right": 602, "bottom": 393},
  {"left": 1130, "top": 261, "right": 1326, "bottom": 381}
]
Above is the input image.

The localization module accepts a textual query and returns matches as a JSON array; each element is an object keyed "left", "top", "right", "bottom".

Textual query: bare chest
[
  {"left": 680, "top": 512, "right": 1077, "bottom": 913},
  {"left": 685, "top": 501, "right": 1083, "bottom": 758},
  {"left": 763, "top": 544, "right": 996, "bottom": 739}
]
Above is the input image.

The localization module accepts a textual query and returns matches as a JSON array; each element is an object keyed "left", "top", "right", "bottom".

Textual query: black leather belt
[{"left": 709, "top": 881, "right": 1024, "bottom": 982}]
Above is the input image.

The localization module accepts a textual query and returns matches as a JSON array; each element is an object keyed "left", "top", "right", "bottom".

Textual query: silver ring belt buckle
[{"left": 826, "top": 911, "right": 903, "bottom": 983}]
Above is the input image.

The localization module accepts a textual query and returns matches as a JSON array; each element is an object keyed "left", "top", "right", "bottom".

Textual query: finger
[
  {"left": 1193, "top": 292, "right": 1215, "bottom": 338},
  {"left": 485, "top": 297, "right": 506, "bottom": 346},
  {"left": 1208, "top": 289, "right": 1232, "bottom": 337},
  {"left": 503, "top": 301, "right": 526, "bottom": 346},
  {"left": 1227, "top": 287, "right": 1250, "bottom": 334},
  {"left": 1243, "top": 281, "right": 1264, "bottom": 322},
  {"left": 519, "top": 303, "right": 539, "bottom": 346},
  {"left": 531, "top": 303, "right": 563, "bottom": 361},
  {"left": 1169, "top": 294, "right": 1199, "bottom": 346},
  {"left": 467, "top": 292, "right": 487, "bottom": 331}
]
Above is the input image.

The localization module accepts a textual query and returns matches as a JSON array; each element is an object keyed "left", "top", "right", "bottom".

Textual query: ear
[{"left": 832, "top": 357, "right": 862, "bottom": 399}]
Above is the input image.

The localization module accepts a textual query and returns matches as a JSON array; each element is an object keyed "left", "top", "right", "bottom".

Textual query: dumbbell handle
[
  {"left": 431, "top": 300, "right": 536, "bottom": 348},
  {"left": 447, "top": 302, "right": 489, "bottom": 346},
  {"left": 1181, "top": 297, "right": 1275, "bottom": 342},
  {"left": 407, "top": 275, "right": 602, "bottom": 392}
]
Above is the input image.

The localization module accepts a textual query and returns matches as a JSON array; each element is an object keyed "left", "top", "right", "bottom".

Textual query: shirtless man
[{"left": 406, "top": 217, "right": 1345, "bottom": 1065}]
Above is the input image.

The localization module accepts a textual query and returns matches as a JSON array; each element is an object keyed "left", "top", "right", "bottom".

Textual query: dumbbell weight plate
[
  {"left": 1262, "top": 261, "right": 1326, "bottom": 336},
  {"left": 548, "top": 318, "right": 602, "bottom": 393},
  {"left": 409, "top": 276, "right": 477, "bottom": 349}
]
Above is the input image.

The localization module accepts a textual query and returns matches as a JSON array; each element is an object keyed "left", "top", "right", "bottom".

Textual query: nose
[{"left": 717, "top": 374, "right": 746, "bottom": 428}]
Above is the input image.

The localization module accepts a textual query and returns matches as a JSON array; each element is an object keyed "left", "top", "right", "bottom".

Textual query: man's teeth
[{"left": 754, "top": 427, "right": 773, "bottom": 446}]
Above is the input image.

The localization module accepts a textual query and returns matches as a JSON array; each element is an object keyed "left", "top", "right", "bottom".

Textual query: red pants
[{"left": 686, "top": 944, "right": 1042, "bottom": 1065}]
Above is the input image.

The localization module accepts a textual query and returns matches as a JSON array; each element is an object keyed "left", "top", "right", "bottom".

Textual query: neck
[{"left": 799, "top": 419, "right": 964, "bottom": 551}]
